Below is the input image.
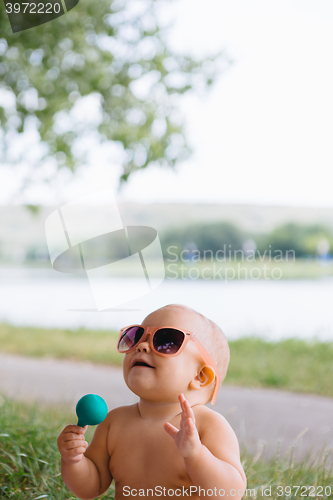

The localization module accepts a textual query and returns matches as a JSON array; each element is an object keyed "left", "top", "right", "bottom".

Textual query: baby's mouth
[{"left": 132, "top": 359, "right": 155, "bottom": 369}]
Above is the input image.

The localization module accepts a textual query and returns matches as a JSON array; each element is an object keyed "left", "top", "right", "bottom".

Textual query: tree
[
  {"left": 256, "top": 222, "right": 333, "bottom": 258},
  {"left": 161, "top": 221, "right": 246, "bottom": 257},
  {"left": 0, "top": 0, "right": 231, "bottom": 194}
]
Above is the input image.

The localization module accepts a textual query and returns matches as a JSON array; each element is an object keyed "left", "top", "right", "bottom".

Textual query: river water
[{"left": 0, "top": 268, "right": 332, "bottom": 340}]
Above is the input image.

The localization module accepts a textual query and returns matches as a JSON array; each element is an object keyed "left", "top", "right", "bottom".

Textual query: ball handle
[{"left": 77, "top": 418, "right": 86, "bottom": 428}]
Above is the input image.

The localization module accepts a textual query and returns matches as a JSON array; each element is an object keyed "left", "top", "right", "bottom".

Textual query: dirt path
[{"left": 1, "top": 353, "right": 332, "bottom": 460}]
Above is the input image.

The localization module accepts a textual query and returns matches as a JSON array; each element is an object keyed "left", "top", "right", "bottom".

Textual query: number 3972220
[{"left": 5, "top": 3, "right": 61, "bottom": 14}]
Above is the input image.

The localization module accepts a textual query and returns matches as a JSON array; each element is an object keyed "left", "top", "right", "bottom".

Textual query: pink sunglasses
[{"left": 117, "top": 325, "right": 220, "bottom": 405}]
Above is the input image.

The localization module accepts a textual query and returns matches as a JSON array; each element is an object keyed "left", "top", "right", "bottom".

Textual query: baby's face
[{"left": 122, "top": 307, "right": 205, "bottom": 404}]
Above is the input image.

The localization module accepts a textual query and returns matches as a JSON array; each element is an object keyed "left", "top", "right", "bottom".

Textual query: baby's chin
[
  {"left": 125, "top": 378, "right": 182, "bottom": 403},
  {"left": 125, "top": 372, "right": 157, "bottom": 394}
]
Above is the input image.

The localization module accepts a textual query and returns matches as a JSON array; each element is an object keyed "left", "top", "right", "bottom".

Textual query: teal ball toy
[{"left": 76, "top": 394, "right": 108, "bottom": 428}]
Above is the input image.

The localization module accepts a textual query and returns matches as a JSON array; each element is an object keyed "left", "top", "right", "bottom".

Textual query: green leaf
[{"left": 0, "top": 0, "right": 230, "bottom": 195}]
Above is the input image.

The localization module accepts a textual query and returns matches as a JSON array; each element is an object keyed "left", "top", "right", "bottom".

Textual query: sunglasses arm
[{"left": 192, "top": 336, "right": 220, "bottom": 405}]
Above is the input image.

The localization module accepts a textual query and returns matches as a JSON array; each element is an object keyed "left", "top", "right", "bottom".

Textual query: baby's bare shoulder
[
  {"left": 192, "top": 404, "right": 226, "bottom": 424},
  {"left": 193, "top": 405, "right": 237, "bottom": 441},
  {"left": 105, "top": 404, "right": 138, "bottom": 427},
  {"left": 193, "top": 405, "right": 246, "bottom": 486}
]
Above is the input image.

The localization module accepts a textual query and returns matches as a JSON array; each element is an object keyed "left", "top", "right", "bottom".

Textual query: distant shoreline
[{"left": 1, "top": 259, "right": 333, "bottom": 280}]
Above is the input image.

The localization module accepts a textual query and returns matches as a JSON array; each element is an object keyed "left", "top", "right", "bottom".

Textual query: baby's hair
[{"left": 146, "top": 304, "right": 230, "bottom": 386}]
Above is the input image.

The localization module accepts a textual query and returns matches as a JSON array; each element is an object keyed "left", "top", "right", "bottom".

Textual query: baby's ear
[{"left": 190, "top": 365, "right": 215, "bottom": 391}]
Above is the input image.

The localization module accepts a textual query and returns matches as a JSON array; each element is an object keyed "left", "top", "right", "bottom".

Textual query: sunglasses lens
[
  {"left": 153, "top": 328, "right": 185, "bottom": 354},
  {"left": 118, "top": 326, "right": 144, "bottom": 351}
]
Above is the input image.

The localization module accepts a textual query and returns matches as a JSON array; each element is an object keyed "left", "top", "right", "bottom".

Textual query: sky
[{"left": 2, "top": 0, "right": 333, "bottom": 206}]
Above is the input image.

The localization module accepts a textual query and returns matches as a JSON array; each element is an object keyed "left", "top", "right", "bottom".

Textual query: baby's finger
[
  {"left": 63, "top": 433, "right": 86, "bottom": 443},
  {"left": 179, "top": 395, "right": 195, "bottom": 422},
  {"left": 67, "top": 446, "right": 87, "bottom": 457},
  {"left": 178, "top": 394, "right": 188, "bottom": 416},
  {"left": 164, "top": 422, "right": 179, "bottom": 439},
  {"left": 65, "top": 439, "right": 88, "bottom": 450},
  {"left": 63, "top": 424, "right": 87, "bottom": 435},
  {"left": 186, "top": 418, "right": 198, "bottom": 436},
  {"left": 183, "top": 399, "right": 196, "bottom": 423}
]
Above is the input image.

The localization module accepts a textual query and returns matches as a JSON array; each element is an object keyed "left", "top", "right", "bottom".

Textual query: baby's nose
[{"left": 135, "top": 341, "right": 151, "bottom": 353}]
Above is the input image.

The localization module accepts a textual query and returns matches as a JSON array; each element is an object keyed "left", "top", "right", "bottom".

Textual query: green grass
[
  {"left": 0, "top": 397, "right": 114, "bottom": 499},
  {"left": 0, "top": 398, "right": 332, "bottom": 499},
  {"left": 226, "top": 337, "right": 333, "bottom": 397},
  {"left": 1, "top": 323, "right": 333, "bottom": 398},
  {"left": 0, "top": 324, "right": 123, "bottom": 366}
]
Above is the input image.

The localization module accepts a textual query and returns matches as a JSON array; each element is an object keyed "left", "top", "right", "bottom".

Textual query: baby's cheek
[
  {"left": 122, "top": 356, "right": 133, "bottom": 382},
  {"left": 162, "top": 363, "right": 191, "bottom": 390},
  {"left": 123, "top": 353, "right": 132, "bottom": 369}
]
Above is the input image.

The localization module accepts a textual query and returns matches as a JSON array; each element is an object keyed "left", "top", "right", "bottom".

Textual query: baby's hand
[
  {"left": 57, "top": 425, "right": 88, "bottom": 464},
  {"left": 164, "top": 394, "right": 202, "bottom": 459}
]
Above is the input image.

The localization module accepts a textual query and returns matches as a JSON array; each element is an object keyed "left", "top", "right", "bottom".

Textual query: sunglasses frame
[{"left": 117, "top": 325, "right": 220, "bottom": 405}]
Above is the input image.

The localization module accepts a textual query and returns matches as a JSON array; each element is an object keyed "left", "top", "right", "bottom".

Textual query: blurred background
[
  {"left": 1, "top": 4, "right": 333, "bottom": 495},
  {"left": 1, "top": 0, "right": 333, "bottom": 340}
]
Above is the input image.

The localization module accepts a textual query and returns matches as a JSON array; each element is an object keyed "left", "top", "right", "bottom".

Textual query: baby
[{"left": 57, "top": 304, "right": 246, "bottom": 499}]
